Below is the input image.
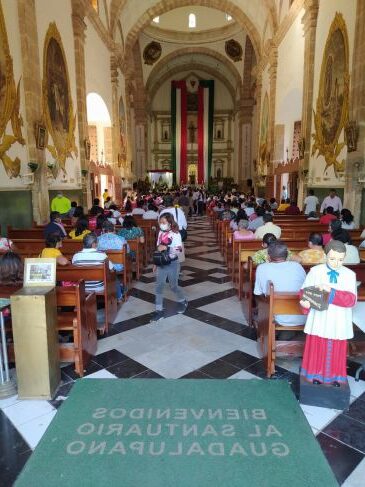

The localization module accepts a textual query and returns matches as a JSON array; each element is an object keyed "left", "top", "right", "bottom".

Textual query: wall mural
[
  {"left": 0, "top": 1, "right": 24, "bottom": 177},
  {"left": 312, "top": 13, "right": 349, "bottom": 176},
  {"left": 42, "top": 23, "right": 77, "bottom": 175},
  {"left": 258, "top": 92, "right": 269, "bottom": 176}
]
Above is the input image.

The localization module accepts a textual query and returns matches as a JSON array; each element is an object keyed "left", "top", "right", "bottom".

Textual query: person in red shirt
[
  {"left": 285, "top": 201, "right": 301, "bottom": 215},
  {"left": 319, "top": 206, "right": 337, "bottom": 225}
]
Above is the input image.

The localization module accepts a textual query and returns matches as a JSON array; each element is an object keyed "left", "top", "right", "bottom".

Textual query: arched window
[
  {"left": 153, "top": 16, "right": 159, "bottom": 24},
  {"left": 188, "top": 13, "right": 196, "bottom": 29},
  {"left": 225, "top": 14, "right": 232, "bottom": 21}
]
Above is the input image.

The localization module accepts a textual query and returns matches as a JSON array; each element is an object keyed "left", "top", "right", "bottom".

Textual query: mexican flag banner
[
  {"left": 197, "top": 80, "right": 214, "bottom": 184},
  {"left": 171, "top": 80, "right": 187, "bottom": 185}
]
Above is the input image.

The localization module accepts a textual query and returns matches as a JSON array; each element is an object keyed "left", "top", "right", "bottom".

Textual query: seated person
[
  {"left": 230, "top": 209, "right": 248, "bottom": 231},
  {"left": 68, "top": 201, "right": 78, "bottom": 218},
  {"left": 40, "top": 235, "right": 69, "bottom": 265},
  {"left": 72, "top": 233, "right": 122, "bottom": 301},
  {"left": 244, "top": 202, "right": 256, "bottom": 218},
  {"left": 97, "top": 221, "right": 129, "bottom": 272},
  {"left": 90, "top": 198, "right": 103, "bottom": 215},
  {"left": 341, "top": 208, "right": 356, "bottom": 230},
  {"left": 254, "top": 214, "right": 281, "bottom": 239},
  {"left": 322, "top": 219, "right": 342, "bottom": 246},
  {"left": 94, "top": 213, "right": 108, "bottom": 237},
  {"left": 132, "top": 199, "right": 145, "bottom": 216},
  {"left": 331, "top": 229, "right": 360, "bottom": 264},
  {"left": 269, "top": 197, "right": 278, "bottom": 210},
  {"left": 248, "top": 207, "right": 265, "bottom": 231},
  {"left": 254, "top": 240, "right": 307, "bottom": 325},
  {"left": 0, "top": 236, "right": 17, "bottom": 253},
  {"left": 118, "top": 215, "right": 145, "bottom": 243},
  {"left": 0, "top": 251, "right": 23, "bottom": 285},
  {"left": 88, "top": 205, "right": 103, "bottom": 231},
  {"left": 233, "top": 220, "right": 254, "bottom": 241},
  {"left": 285, "top": 200, "right": 301, "bottom": 215},
  {"left": 276, "top": 198, "right": 290, "bottom": 212},
  {"left": 319, "top": 206, "right": 337, "bottom": 225},
  {"left": 296, "top": 233, "right": 326, "bottom": 264},
  {"left": 252, "top": 233, "right": 293, "bottom": 264},
  {"left": 69, "top": 217, "right": 91, "bottom": 240},
  {"left": 143, "top": 203, "right": 159, "bottom": 220},
  {"left": 70, "top": 206, "right": 85, "bottom": 227},
  {"left": 44, "top": 211, "right": 67, "bottom": 239},
  {"left": 104, "top": 196, "right": 113, "bottom": 209},
  {"left": 218, "top": 203, "right": 235, "bottom": 221}
]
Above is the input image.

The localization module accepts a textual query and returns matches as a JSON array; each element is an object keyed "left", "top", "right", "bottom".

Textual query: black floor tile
[
  {"left": 49, "top": 381, "right": 75, "bottom": 408},
  {"left": 133, "top": 369, "right": 164, "bottom": 379},
  {"left": 93, "top": 349, "right": 131, "bottom": 368},
  {"left": 0, "top": 448, "right": 32, "bottom": 487},
  {"left": 61, "top": 360, "right": 103, "bottom": 380},
  {"left": 317, "top": 432, "right": 364, "bottom": 484},
  {"left": 106, "top": 358, "right": 147, "bottom": 378},
  {"left": 244, "top": 360, "right": 269, "bottom": 379},
  {"left": 323, "top": 414, "right": 365, "bottom": 454},
  {"left": 344, "top": 396, "right": 365, "bottom": 425},
  {"left": 180, "top": 370, "right": 213, "bottom": 379},
  {"left": 220, "top": 350, "right": 261, "bottom": 369},
  {"left": 199, "top": 359, "right": 240, "bottom": 378}
]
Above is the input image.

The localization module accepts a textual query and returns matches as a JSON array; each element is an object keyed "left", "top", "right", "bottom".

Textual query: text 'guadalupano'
[{"left": 15, "top": 379, "right": 338, "bottom": 487}]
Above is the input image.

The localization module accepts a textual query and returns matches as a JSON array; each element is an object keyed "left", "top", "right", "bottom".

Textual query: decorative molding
[
  {"left": 225, "top": 39, "right": 243, "bottom": 62},
  {"left": 143, "top": 41, "right": 162, "bottom": 65}
]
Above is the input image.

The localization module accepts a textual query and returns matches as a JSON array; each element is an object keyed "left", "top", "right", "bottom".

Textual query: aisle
[{"left": 0, "top": 216, "right": 365, "bottom": 486}]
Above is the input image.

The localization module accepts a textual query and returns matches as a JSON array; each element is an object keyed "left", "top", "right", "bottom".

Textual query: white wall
[
  {"left": 275, "top": 9, "right": 305, "bottom": 162},
  {"left": 309, "top": 0, "right": 357, "bottom": 187}
]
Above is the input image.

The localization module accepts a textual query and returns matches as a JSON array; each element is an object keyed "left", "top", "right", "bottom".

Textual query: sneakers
[
  {"left": 150, "top": 310, "right": 164, "bottom": 322},
  {"left": 177, "top": 299, "right": 188, "bottom": 314}
]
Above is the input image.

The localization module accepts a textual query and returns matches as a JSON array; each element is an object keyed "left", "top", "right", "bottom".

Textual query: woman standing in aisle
[{"left": 151, "top": 213, "right": 187, "bottom": 322}]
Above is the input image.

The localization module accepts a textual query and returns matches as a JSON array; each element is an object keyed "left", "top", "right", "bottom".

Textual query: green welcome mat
[{"left": 16, "top": 379, "right": 337, "bottom": 487}]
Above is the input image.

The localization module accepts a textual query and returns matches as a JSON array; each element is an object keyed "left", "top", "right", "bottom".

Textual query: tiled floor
[{"left": 1, "top": 215, "right": 365, "bottom": 485}]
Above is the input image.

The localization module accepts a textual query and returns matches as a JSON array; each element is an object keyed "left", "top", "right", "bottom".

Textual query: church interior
[{"left": 1, "top": 0, "right": 365, "bottom": 485}]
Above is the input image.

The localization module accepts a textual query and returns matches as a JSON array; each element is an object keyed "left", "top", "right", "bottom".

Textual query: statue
[{"left": 300, "top": 240, "right": 357, "bottom": 388}]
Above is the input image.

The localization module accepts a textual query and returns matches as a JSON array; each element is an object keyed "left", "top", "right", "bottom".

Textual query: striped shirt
[{"left": 72, "top": 248, "right": 113, "bottom": 292}]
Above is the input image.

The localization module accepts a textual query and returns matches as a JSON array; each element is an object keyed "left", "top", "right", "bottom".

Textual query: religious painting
[
  {"left": 0, "top": 2, "right": 24, "bottom": 177},
  {"left": 42, "top": 23, "right": 77, "bottom": 173},
  {"left": 225, "top": 39, "right": 242, "bottom": 62},
  {"left": 312, "top": 13, "right": 349, "bottom": 175},
  {"left": 35, "top": 123, "right": 46, "bottom": 150},
  {"left": 258, "top": 92, "right": 269, "bottom": 176},
  {"left": 143, "top": 41, "right": 162, "bottom": 65}
]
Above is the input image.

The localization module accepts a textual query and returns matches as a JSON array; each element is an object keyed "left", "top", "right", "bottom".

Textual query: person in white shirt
[
  {"left": 143, "top": 203, "right": 159, "bottom": 220},
  {"left": 254, "top": 214, "right": 282, "bottom": 239},
  {"left": 131, "top": 200, "right": 145, "bottom": 216},
  {"left": 159, "top": 197, "right": 187, "bottom": 230},
  {"left": 320, "top": 189, "right": 342, "bottom": 214},
  {"left": 303, "top": 189, "right": 319, "bottom": 215}
]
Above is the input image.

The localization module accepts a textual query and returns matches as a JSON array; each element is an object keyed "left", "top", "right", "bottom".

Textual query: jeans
[{"left": 155, "top": 260, "right": 185, "bottom": 310}]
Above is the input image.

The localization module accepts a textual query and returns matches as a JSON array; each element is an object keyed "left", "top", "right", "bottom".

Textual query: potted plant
[{"left": 27, "top": 161, "right": 38, "bottom": 173}]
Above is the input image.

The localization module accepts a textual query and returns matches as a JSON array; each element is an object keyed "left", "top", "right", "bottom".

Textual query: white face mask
[{"left": 160, "top": 223, "right": 169, "bottom": 231}]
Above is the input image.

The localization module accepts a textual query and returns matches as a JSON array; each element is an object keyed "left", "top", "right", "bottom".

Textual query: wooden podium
[{"left": 11, "top": 287, "right": 60, "bottom": 399}]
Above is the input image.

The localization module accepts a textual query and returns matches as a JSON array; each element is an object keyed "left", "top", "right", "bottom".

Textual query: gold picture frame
[
  {"left": 35, "top": 123, "right": 46, "bottom": 150},
  {"left": 24, "top": 258, "right": 56, "bottom": 288}
]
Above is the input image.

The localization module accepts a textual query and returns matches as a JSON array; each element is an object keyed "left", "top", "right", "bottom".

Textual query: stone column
[
  {"left": 252, "top": 69, "right": 262, "bottom": 178},
  {"left": 110, "top": 55, "right": 122, "bottom": 202},
  {"left": 268, "top": 44, "right": 278, "bottom": 175},
  {"left": 71, "top": 0, "right": 91, "bottom": 208},
  {"left": 298, "top": 0, "right": 319, "bottom": 206},
  {"left": 17, "top": 0, "right": 49, "bottom": 223},
  {"left": 344, "top": 0, "right": 365, "bottom": 225}
]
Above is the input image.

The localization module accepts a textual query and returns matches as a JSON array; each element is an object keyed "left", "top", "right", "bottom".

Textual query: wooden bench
[
  {"left": 0, "top": 281, "right": 97, "bottom": 377},
  {"left": 56, "top": 261, "right": 117, "bottom": 333},
  {"left": 106, "top": 249, "right": 133, "bottom": 300},
  {"left": 256, "top": 281, "right": 305, "bottom": 377}
]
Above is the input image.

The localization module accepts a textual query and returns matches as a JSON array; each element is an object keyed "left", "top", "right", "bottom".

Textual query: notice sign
[{"left": 16, "top": 379, "right": 337, "bottom": 487}]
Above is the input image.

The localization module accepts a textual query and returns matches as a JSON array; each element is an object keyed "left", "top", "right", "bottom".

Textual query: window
[
  {"left": 188, "top": 13, "right": 196, "bottom": 29},
  {"left": 225, "top": 14, "right": 233, "bottom": 21},
  {"left": 152, "top": 16, "right": 160, "bottom": 24}
]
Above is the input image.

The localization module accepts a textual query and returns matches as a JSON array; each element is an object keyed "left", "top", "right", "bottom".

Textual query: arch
[
  {"left": 86, "top": 92, "right": 111, "bottom": 125},
  {"left": 148, "top": 65, "right": 237, "bottom": 108},
  {"left": 145, "top": 47, "right": 242, "bottom": 93},
  {"left": 121, "top": 0, "right": 263, "bottom": 60}
]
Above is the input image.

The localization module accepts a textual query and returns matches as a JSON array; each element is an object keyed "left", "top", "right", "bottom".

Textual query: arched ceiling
[{"left": 109, "top": 0, "right": 279, "bottom": 60}]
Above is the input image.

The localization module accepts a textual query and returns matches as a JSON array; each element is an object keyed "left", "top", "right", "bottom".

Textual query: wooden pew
[
  {"left": 256, "top": 281, "right": 305, "bottom": 377},
  {"left": 56, "top": 281, "right": 97, "bottom": 376},
  {"left": 56, "top": 261, "right": 117, "bottom": 333},
  {"left": 0, "top": 281, "right": 97, "bottom": 377},
  {"left": 105, "top": 249, "right": 133, "bottom": 300}
]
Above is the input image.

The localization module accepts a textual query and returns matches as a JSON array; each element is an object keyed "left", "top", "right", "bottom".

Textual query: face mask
[{"left": 160, "top": 223, "right": 169, "bottom": 231}]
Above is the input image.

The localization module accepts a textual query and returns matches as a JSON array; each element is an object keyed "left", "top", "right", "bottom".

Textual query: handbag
[{"left": 153, "top": 248, "right": 172, "bottom": 266}]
